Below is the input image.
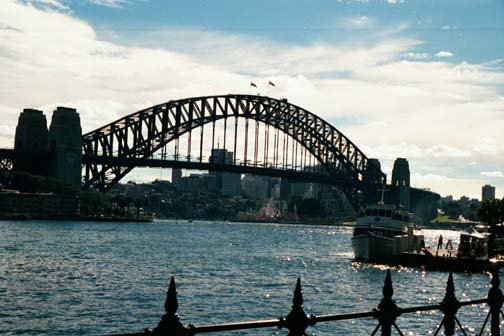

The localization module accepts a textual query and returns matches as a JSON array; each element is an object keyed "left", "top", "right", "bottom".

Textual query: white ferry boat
[{"left": 352, "top": 201, "right": 424, "bottom": 262}]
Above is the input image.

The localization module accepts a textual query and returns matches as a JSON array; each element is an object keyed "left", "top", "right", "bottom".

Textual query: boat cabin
[{"left": 357, "top": 204, "right": 412, "bottom": 223}]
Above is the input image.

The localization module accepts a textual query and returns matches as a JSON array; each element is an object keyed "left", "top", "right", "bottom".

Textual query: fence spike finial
[
  {"left": 439, "top": 272, "right": 461, "bottom": 336},
  {"left": 383, "top": 269, "right": 393, "bottom": 300},
  {"left": 152, "top": 276, "right": 190, "bottom": 336},
  {"left": 165, "top": 276, "right": 179, "bottom": 315},
  {"left": 293, "top": 277, "right": 303, "bottom": 309},
  {"left": 283, "top": 277, "right": 313, "bottom": 336},
  {"left": 374, "top": 270, "right": 400, "bottom": 336}
]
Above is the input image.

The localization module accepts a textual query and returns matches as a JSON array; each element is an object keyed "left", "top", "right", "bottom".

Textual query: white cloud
[
  {"left": 359, "top": 143, "right": 471, "bottom": 160},
  {"left": 411, "top": 173, "right": 485, "bottom": 199},
  {"left": 436, "top": 51, "right": 454, "bottom": 58},
  {"left": 86, "top": 0, "right": 126, "bottom": 8},
  {"left": 349, "top": 16, "right": 372, "bottom": 27},
  {"left": 402, "top": 52, "right": 430, "bottom": 59},
  {"left": 425, "top": 144, "right": 471, "bottom": 158},
  {"left": 0, "top": 125, "right": 15, "bottom": 137},
  {"left": 480, "top": 171, "right": 504, "bottom": 178},
  {"left": 473, "top": 137, "right": 500, "bottom": 156},
  {"left": 360, "top": 142, "right": 425, "bottom": 159},
  {"left": 23, "top": 0, "right": 69, "bottom": 11}
]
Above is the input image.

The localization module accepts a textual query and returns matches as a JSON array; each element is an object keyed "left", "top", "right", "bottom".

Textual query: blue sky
[
  {"left": 78, "top": 0, "right": 504, "bottom": 64},
  {"left": 1, "top": 0, "right": 503, "bottom": 199}
]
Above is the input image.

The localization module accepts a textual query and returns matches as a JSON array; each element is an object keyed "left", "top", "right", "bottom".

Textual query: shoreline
[{"left": 0, "top": 215, "right": 153, "bottom": 223}]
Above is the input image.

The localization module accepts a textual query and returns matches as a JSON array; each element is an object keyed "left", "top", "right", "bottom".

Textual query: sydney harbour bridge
[{"left": 0, "top": 94, "right": 437, "bottom": 216}]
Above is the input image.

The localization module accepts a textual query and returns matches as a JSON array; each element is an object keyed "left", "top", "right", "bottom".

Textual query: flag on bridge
[
  {"left": 268, "top": 81, "right": 276, "bottom": 87},
  {"left": 250, "top": 82, "right": 257, "bottom": 88}
]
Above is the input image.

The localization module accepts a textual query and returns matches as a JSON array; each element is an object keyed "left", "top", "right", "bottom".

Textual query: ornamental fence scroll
[{"left": 110, "top": 270, "right": 504, "bottom": 336}]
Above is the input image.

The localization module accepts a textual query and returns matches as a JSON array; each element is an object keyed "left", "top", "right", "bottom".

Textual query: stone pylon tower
[
  {"left": 48, "top": 107, "right": 82, "bottom": 188},
  {"left": 364, "top": 158, "right": 385, "bottom": 185},
  {"left": 391, "top": 158, "right": 411, "bottom": 210},
  {"left": 14, "top": 109, "right": 49, "bottom": 174}
]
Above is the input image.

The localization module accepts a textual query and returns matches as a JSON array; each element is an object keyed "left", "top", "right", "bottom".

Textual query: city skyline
[{"left": 1, "top": 0, "right": 503, "bottom": 199}]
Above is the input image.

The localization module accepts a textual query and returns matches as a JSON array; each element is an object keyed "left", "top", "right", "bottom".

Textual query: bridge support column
[{"left": 48, "top": 107, "right": 82, "bottom": 188}]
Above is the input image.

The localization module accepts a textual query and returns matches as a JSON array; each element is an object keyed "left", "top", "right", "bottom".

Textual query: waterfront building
[
  {"left": 482, "top": 184, "right": 496, "bottom": 201},
  {"left": 0, "top": 189, "right": 79, "bottom": 218}
]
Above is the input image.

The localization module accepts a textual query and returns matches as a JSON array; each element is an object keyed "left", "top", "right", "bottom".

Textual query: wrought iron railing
[{"left": 110, "top": 270, "right": 504, "bottom": 336}]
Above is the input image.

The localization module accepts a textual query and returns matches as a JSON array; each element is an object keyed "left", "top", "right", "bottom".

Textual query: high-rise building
[
  {"left": 171, "top": 168, "right": 182, "bottom": 186},
  {"left": 242, "top": 175, "right": 271, "bottom": 199},
  {"left": 482, "top": 184, "right": 496, "bottom": 202},
  {"left": 209, "top": 149, "right": 241, "bottom": 197}
]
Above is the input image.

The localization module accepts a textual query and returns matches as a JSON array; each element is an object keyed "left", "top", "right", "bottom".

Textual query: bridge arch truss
[{"left": 82, "top": 94, "right": 385, "bottom": 206}]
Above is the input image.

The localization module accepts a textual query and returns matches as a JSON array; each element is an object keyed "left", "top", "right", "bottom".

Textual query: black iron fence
[{"left": 111, "top": 270, "right": 504, "bottom": 336}]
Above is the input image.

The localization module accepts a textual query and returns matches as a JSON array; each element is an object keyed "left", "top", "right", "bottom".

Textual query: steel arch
[{"left": 82, "top": 94, "right": 385, "bottom": 196}]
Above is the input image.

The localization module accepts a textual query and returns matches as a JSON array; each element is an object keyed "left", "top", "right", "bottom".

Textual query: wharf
[{"left": 389, "top": 247, "right": 504, "bottom": 273}]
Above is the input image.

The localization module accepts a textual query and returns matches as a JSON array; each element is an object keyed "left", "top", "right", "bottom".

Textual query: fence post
[
  {"left": 439, "top": 272, "right": 460, "bottom": 336},
  {"left": 374, "top": 270, "right": 400, "bottom": 336},
  {"left": 488, "top": 270, "right": 504, "bottom": 336},
  {"left": 151, "top": 276, "right": 191, "bottom": 336},
  {"left": 282, "top": 278, "right": 314, "bottom": 336}
]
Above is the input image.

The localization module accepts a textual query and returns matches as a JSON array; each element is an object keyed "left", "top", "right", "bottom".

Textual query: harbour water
[{"left": 0, "top": 220, "right": 494, "bottom": 335}]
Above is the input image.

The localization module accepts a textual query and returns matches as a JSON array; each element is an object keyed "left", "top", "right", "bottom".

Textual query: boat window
[
  {"left": 378, "top": 209, "right": 385, "bottom": 217},
  {"left": 372, "top": 209, "right": 378, "bottom": 216},
  {"left": 358, "top": 211, "right": 365, "bottom": 217},
  {"left": 366, "top": 209, "right": 371, "bottom": 216},
  {"left": 385, "top": 210, "right": 392, "bottom": 217}
]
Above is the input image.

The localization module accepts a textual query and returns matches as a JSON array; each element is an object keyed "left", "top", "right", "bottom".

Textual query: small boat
[{"left": 352, "top": 202, "right": 424, "bottom": 262}]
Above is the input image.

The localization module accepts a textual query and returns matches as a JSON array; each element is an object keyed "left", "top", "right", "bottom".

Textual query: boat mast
[{"left": 377, "top": 185, "right": 389, "bottom": 205}]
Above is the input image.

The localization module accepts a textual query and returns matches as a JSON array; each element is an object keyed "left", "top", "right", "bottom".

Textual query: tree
[
  {"left": 134, "top": 198, "right": 144, "bottom": 218},
  {"left": 79, "top": 190, "right": 111, "bottom": 217},
  {"left": 113, "top": 194, "right": 127, "bottom": 217},
  {"left": 478, "top": 198, "right": 504, "bottom": 229}
]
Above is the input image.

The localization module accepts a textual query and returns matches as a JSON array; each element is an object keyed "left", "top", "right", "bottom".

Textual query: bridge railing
[{"left": 109, "top": 270, "right": 504, "bottom": 336}]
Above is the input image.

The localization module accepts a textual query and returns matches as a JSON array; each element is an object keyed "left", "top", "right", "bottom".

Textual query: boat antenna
[{"left": 377, "top": 185, "right": 389, "bottom": 205}]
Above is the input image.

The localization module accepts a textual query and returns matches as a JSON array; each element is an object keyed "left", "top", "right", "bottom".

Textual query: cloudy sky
[{"left": 1, "top": 0, "right": 503, "bottom": 199}]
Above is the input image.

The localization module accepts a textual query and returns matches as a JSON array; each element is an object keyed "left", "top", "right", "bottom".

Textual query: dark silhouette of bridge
[
  {"left": 81, "top": 94, "right": 385, "bottom": 206},
  {"left": 0, "top": 94, "right": 441, "bottom": 218}
]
